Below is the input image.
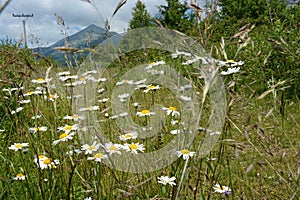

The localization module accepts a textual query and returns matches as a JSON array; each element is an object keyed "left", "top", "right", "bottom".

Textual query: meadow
[{"left": 0, "top": 1, "right": 300, "bottom": 200}]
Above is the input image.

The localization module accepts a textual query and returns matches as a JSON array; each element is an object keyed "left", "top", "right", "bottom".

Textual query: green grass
[{"left": 0, "top": 43, "right": 299, "bottom": 200}]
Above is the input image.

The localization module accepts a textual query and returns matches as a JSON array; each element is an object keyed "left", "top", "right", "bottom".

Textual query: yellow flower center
[
  {"left": 180, "top": 149, "right": 190, "bottom": 154},
  {"left": 65, "top": 125, "right": 72, "bottom": 130},
  {"left": 79, "top": 77, "right": 85, "bottom": 81},
  {"left": 148, "top": 85, "right": 155, "bottom": 89},
  {"left": 37, "top": 78, "right": 44, "bottom": 82},
  {"left": 129, "top": 143, "right": 138, "bottom": 150},
  {"left": 38, "top": 155, "right": 46, "bottom": 159},
  {"left": 124, "top": 134, "right": 132, "bottom": 139},
  {"left": 15, "top": 144, "right": 23, "bottom": 149},
  {"left": 94, "top": 153, "right": 104, "bottom": 158},
  {"left": 26, "top": 92, "right": 34, "bottom": 95},
  {"left": 169, "top": 106, "right": 176, "bottom": 111},
  {"left": 150, "top": 62, "right": 156, "bottom": 65},
  {"left": 109, "top": 146, "right": 117, "bottom": 151},
  {"left": 124, "top": 79, "right": 129, "bottom": 82},
  {"left": 49, "top": 94, "right": 55, "bottom": 98},
  {"left": 227, "top": 59, "right": 235, "bottom": 63},
  {"left": 72, "top": 114, "right": 78, "bottom": 119},
  {"left": 17, "top": 173, "right": 24, "bottom": 177},
  {"left": 141, "top": 110, "right": 150, "bottom": 115},
  {"left": 88, "top": 146, "right": 96, "bottom": 150},
  {"left": 59, "top": 133, "right": 68, "bottom": 139},
  {"left": 43, "top": 158, "right": 52, "bottom": 164}
]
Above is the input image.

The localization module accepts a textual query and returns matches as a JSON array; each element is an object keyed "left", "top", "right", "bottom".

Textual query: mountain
[{"left": 33, "top": 24, "right": 118, "bottom": 65}]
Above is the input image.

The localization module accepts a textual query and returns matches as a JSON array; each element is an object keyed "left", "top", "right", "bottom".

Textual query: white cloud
[{"left": 0, "top": 0, "right": 191, "bottom": 47}]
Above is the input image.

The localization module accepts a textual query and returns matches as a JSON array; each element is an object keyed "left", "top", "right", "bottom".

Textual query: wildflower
[
  {"left": 143, "top": 85, "right": 160, "bottom": 93},
  {"left": 180, "top": 95, "right": 192, "bottom": 102},
  {"left": 119, "top": 132, "right": 138, "bottom": 141},
  {"left": 11, "top": 107, "right": 24, "bottom": 114},
  {"left": 119, "top": 112, "right": 128, "bottom": 117},
  {"left": 82, "top": 70, "right": 97, "bottom": 76},
  {"left": 118, "top": 93, "right": 130, "bottom": 99},
  {"left": 87, "top": 152, "right": 108, "bottom": 162},
  {"left": 63, "top": 114, "right": 84, "bottom": 121},
  {"left": 0, "top": 129, "right": 5, "bottom": 132},
  {"left": 213, "top": 183, "right": 231, "bottom": 195},
  {"left": 145, "top": 60, "right": 165, "bottom": 70},
  {"left": 31, "top": 78, "right": 51, "bottom": 84},
  {"left": 102, "top": 142, "right": 122, "bottom": 155},
  {"left": 219, "top": 59, "right": 244, "bottom": 67},
  {"left": 84, "top": 197, "right": 92, "bottom": 200},
  {"left": 171, "top": 119, "right": 179, "bottom": 126},
  {"left": 81, "top": 141, "right": 101, "bottom": 155},
  {"left": 57, "top": 124, "right": 79, "bottom": 133},
  {"left": 46, "top": 93, "right": 59, "bottom": 101},
  {"left": 146, "top": 69, "right": 164, "bottom": 75},
  {"left": 31, "top": 115, "right": 42, "bottom": 120},
  {"left": 2, "top": 87, "right": 23, "bottom": 93},
  {"left": 28, "top": 126, "right": 47, "bottom": 133},
  {"left": 116, "top": 79, "right": 134, "bottom": 86},
  {"left": 24, "top": 90, "right": 43, "bottom": 96},
  {"left": 221, "top": 67, "right": 240, "bottom": 75},
  {"left": 98, "top": 98, "right": 109, "bottom": 103},
  {"left": 13, "top": 173, "right": 26, "bottom": 180},
  {"left": 170, "top": 129, "right": 181, "bottom": 135},
  {"left": 8, "top": 143, "right": 29, "bottom": 151},
  {"left": 136, "top": 109, "right": 155, "bottom": 117},
  {"left": 178, "top": 84, "right": 192, "bottom": 92},
  {"left": 123, "top": 143, "right": 145, "bottom": 154},
  {"left": 52, "top": 132, "right": 76, "bottom": 145},
  {"left": 58, "top": 75, "right": 78, "bottom": 82},
  {"left": 134, "top": 79, "right": 147, "bottom": 85},
  {"left": 57, "top": 71, "right": 71, "bottom": 76},
  {"left": 19, "top": 99, "right": 31, "bottom": 104},
  {"left": 176, "top": 149, "right": 195, "bottom": 160},
  {"left": 162, "top": 106, "right": 180, "bottom": 117},
  {"left": 39, "top": 158, "right": 59, "bottom": 169},
  {"left": 79, "top": 106, "right": 99, "bottom": 111},
  {"left": 97, "top": 88, "right": 105, "bottom": 94},
  {"left": 157, "top": 176, "right": 176, "bottom": 186}
]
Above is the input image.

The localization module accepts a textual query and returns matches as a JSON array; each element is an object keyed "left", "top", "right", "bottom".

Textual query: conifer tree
[{"left": 129, "top": 0, "right": 152, "bottom": 29}]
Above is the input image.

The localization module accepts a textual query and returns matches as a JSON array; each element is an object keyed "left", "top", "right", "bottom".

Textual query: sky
[{"left": 0, "top": 0, "right": 168, "bottom": 47}]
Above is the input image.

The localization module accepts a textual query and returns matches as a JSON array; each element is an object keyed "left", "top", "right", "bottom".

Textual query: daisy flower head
[
  {"left": 157, "top": 176, "right": 176, "bottom": 186},
  {"left": 143, "top": 84, "right": 160, "bottom": 93},
  {"left": 63, "top": 114, "right": 85, "bottom": 121},
  {"left": 31, "top": 78, "right": 52, "bottom": 84},
  {"left": 116, "top": 79, "right": 134, "bottom": 86},
  {"left": 19, "top": 99, "right": 31, "bottom": 104},
  {"left": 98, "top": 97, "right": 110, "bottom": 103},
  {"left": 123, "top": 143, "right": 145, "bottom": 154},
  {"left": 24, "top": 90, "right": 43, "bottom": 96},
  {"left": 13, "top": 173, "right": 26, "bottom": 181},
  {"left": 57, "top": 71, "right": 71, "bottom": 76},
  {"left": 8, "top": 143, "right": 29, "bottom": 151},
  {"left": 46, "top": 93, "right": 59, "bottom": 101},
  {"left": 102, "top": 142, "right": 122, "bottom": 155},
  {"left": 79, "top": 106, "right": 99, "bottom": 111},
  {"left": 11, "top": 107, "right": 24, "bottom": 114},
  {"left": 87, "top": 152, "right": 108, "bottom": 162},
  {"left": 213, "top": 183, "right": 231, "bottom": 195},
  {"left": 34, "top": 154, "right": 59, "bottom": 170},
  {"left": 119, "top": 132, "right": 138, "bottom": 141},
  {"left": 145, "top": 60, "right": 165, "bottom": 70},
  {"left": 136, "top": 109, "right": 155, "bottom": 117},
  {"left": 29, "top": 126, "right": 47, "bottom": 133},
  {"left": 162, "top": 106, "right": 180, "bottom": 117},
  {"left": 81, "top": 141, "right": 101, "bottom": 154},
  {"left": 221, "top": 67, "right": 240, "bottom": 75},
  {"left": 57, "top": 124, "right": 79, "bottom": 133},
  {"left": 52, "top": 132, "right": 76, "bottom": 145},
  {"left": 176, "top": 149, "right": 196, "bottom": 160}
]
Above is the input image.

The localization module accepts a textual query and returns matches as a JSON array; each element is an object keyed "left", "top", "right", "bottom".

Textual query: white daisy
[
  {"left": 122, "top": 143, "right": 145, "bottom": 154},
  {"left": 136, "top": 109, "right": 155, "bottom": 117},
  {"left": 143, "top": 85, "right": 160, "bottom": 93},
  {"left": 119, "top": 132, "right": 138, "bottom": 141},
  {"left": 87, "top": 152, "right": 108, "bottom": 162},
  {"left": 57, "top": 124, "right": 79, "bottom": 133},
  {"left": 162, "top": 106, "right": 180, "bottom": 117},
  {"left": 102, "top": 142, "right": 122, "bottom": 155},
  {"left": 176, "top": 149, "right": 196, "bottom": 160},
  {"left": 31, "top": 78, "right": 52, "bottom": 84},
  {"left": 8, "top": 143, "right": 29, "bottom": 151},
  {"left": 52, "top": 132, "right": 76, "bottom": 145},
  {"left": 13, "top": 173, "right": 26, "bottom": 180},
  {"left": 79, "top": 106, "right": 99, "bottom": 111},
  {"left": 28, "top": 126, "right": 47, "bottom": 133},
  {"left": 213, "top": 183, "right": 231, "bottom": 194},
  {"left": 81, "top": 141, "right": 101, "bottom": 155},
  {"left": 221, "top": 67, "right": 240, "bottom": 75},
  {"left": 157, "top": 176, "right": 176, "bottom": 186},
  {"left": 116, "top": 79, "right": 134, "bottom": 86}
]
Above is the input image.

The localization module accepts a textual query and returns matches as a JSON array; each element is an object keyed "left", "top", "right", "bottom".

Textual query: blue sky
[{"left": 0, "top": 0, "right": 171, "bottom": 47}]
